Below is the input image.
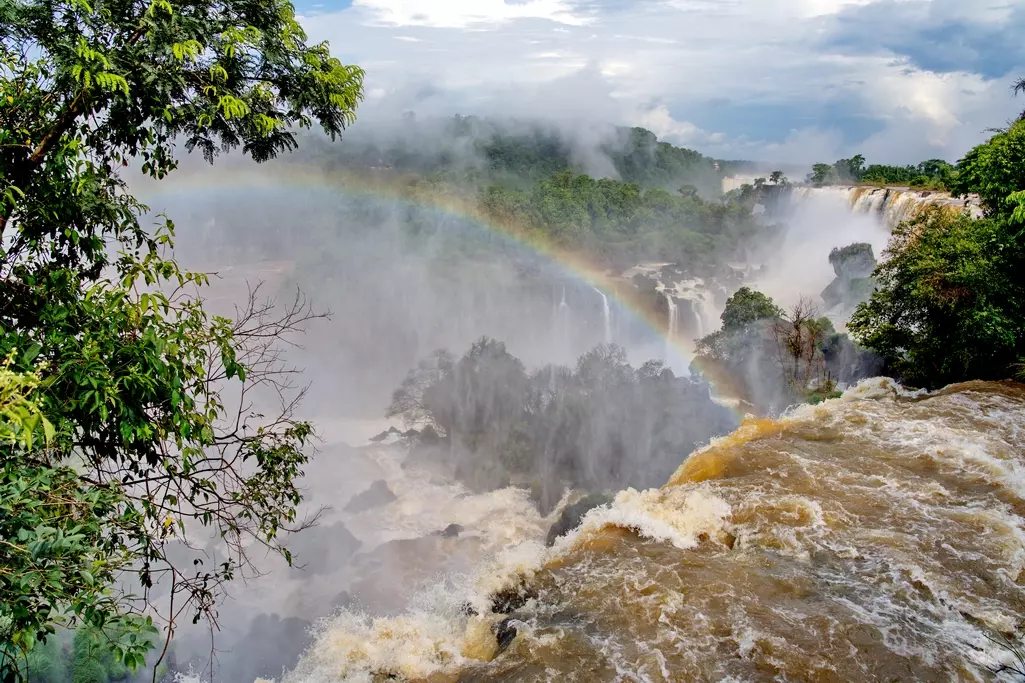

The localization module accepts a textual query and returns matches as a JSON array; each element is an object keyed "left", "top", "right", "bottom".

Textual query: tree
[
  {"left": 807, "top": 163, "right": 837, "bottom": 187},
  {"left": 949, "top": 119, "right": 1025, "bottom": 220},
  {"left": 769, "top": 170, "right": 786, "bottom": 185},
  {"left": 719, "top": 287, "right": 783, "bottom": 333},
  {"left": 0, "top": 0, "right": 364, "bottom": 678},
  {"left": 771, "top": 297, "right": 831, "bottom": 393},
  {"left": 1015, "top": 76, "right": 1025, "bottom": 120},
  {"left": 833, "top": 155, "right": 865, "bottom": 183},
  {"left": 848, "top": 208, "right": 1023, "bottom": 388}
]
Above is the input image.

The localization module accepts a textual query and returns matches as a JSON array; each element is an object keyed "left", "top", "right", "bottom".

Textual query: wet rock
[
  {"left": 545, "top": 492, "right": 614, "bottom": 547},
  {"left": 287, "top": 521, "right": 361, "bottom": 577},
  {"left": 492, "top": 618, "right": 518, "bottom": 654},
  {"left": 214, "top": 613, "right": 311, "bottom": 683},
  {"left": 331, "top": 590, "right": 353, "bottom": 611},
  {"left": 369, "top": 426, "right": 402, "bottom": 443},
  {"left": 490, "top": 585, "right": 538, "bottom": 614},
  {"left": 344, "top": 479, "right": 397, "bottom": 513},
  {"left": 435, "top": 523, "right": 464, "bottom": 538}
]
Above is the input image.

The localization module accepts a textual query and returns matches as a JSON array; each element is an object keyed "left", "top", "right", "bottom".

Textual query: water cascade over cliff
[
  {"left": 791, "top": 186, "right": 983, "bottom": 231},
  {"left": 277, "top": 379, "right": 1025, "bottom": 683}
]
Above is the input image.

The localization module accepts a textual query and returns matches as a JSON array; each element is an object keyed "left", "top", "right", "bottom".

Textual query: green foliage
[
  {"left": 71, "top": 629, "right": 131, "bottom": 683},
  {"left": 0, "top": 0, "right": 364, "bottom": 679},
  {"left": 833, "top": 155, "right": 865, "bottom": 183},
  {"left": 719, "top": 287, "right": 783, "bottom": 333},
  {"left": 850, "top": 102, "right": 1025, "bottom": 388},
  {"left": 390, "top": 339, "right": 736, "bottom": 509},
  {"left": 807, "top": 163, "right": 838, "bottom": 187},
  {"left": 300, "top": 117, "right": 733, "bottom": 196},
  {"left": 848, "top": 209, "right": 1024, "bottom": 388},
  {"left": 476, "top": 170, "right": 756, "bottom": 271},
  {"left": 805, "top": 155, "right": 954, "bottom": 189},
  {"left": 949, "top": 120, "right": 1025, "bottom": 220}
]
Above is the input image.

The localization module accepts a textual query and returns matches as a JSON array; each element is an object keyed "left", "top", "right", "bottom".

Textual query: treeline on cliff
[
  {"left": 475, "top": 170, "right": 764, "bottom": 271},
  {"left": 297, "top": 117, "right": 751, "bottom": 196},
  {"left": 805, "top": 155, "right": 956, "bottom": 190}
]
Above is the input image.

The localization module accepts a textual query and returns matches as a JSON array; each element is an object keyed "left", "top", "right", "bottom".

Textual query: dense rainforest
[{"left": 1, "top": 0, "right": 1024, "bottom": 675}]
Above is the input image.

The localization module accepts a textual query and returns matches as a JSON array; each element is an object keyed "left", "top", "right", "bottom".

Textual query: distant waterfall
[
  {"left": 664, "top": 294, "right": 679, "bottom": 362},
  {"left": 553, "top": 286, "right": 571, "bottom": 354},
  {"left": 791, "top": 186, "right": 982, "bottom": 230},
  {"left": 666, "top": 296, "right": 678, "bottom": 339},
  {"left": 594, "top": 287, "right": 612, "bottom": 344}
]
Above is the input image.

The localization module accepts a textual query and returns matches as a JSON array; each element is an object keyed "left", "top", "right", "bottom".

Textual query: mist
[{"left": 124, "top": 116, "right": 906, "bottom": 682}]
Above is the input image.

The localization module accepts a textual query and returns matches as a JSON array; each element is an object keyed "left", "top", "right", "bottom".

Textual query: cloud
[
  {"left": 825, "top": 0, "right": 1025, "bottom": 79},
  {"left": 298, "top": 0, "right": 1025, "bottom": 163},
  {"left": 350, "top": 0, "right": 592, "bottom": 28}
]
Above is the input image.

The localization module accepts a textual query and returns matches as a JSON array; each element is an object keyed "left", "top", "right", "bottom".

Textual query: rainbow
[{"left": 134, "top": 163, "right": 746, "bottom": 410}]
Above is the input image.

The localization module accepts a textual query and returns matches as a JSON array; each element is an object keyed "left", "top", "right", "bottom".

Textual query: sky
[{"left": 295, "top": 0, "right": 1025, "bottom": 164}]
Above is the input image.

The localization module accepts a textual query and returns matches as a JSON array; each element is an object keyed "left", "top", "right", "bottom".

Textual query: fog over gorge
[
  {"left": 116, "top": 114, "right": 1017, "bottom": 682},
  {"left": 4, "top": 1, "right": 1025, "bottom": 682}
]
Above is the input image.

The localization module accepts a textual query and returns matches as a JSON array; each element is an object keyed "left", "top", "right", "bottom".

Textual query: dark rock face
[
  {"left": 545, "top": 493, "right": 613, "bottom": 547},
  {"left": 490, "top": 585, "right": 538, "bottom": 614},
  {"left": 822, "top": 333, "right": 886, "bottom": 385},
  {"left": 493, "top": 618, "right": 518, "bottom": 654},
  {"left": 344, "top": 479, "right": 397, "bottom": 513},
  {"left": 829, "top": 243, "right": 876, "bottom": 280},
  {"left": 211, "top": 613, "right": 311, "bottom": 683},
  {"left": 822, "top": 243, "right": 877, "bottom": 311},
  {"left": 287, "top": 521, "right": 362, "bottom": 578},
  {"left": 822, "top": 276, "right": 876, "bottom": 310},
  {"left": 435, "top": 523, "right": 464, "bottom": 538}
]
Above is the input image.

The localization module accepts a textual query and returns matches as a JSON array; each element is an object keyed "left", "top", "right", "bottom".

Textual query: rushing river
[{"left": 275, "top": 378, "right": 1025, "bottom": 682}]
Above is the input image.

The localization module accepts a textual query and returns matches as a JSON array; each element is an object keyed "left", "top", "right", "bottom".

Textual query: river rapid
[{"left": 264, "top": 378, "right": 1025, "bottom": 682}]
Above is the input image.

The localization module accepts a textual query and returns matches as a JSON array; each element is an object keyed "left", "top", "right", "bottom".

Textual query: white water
[
  {"left": 269, "top": 379, "right": 1025, "bottom": 683},
  {"left": 594, "top": 287, "right": 612, "bottom": 344},
  {"left": 792, "top": 186, "right": 982, "bottom": 231},
  {"left": 666, "top": 296, "right": 677, "bottom": 340}
]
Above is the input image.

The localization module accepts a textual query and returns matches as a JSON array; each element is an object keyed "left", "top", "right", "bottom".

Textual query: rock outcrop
[{"left": 344, "top": 479, "right": 397, "bottom": 513}]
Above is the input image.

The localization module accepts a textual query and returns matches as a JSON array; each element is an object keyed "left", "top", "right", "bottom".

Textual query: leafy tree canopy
[
  {"left": 948, "top": 119, "right": 1025, "bottom": 221},
  {"left": 0, "top": 0, "right": 364, "bottom": 678},
  {"left": 720, "top": 287, "right": 783, "bottom": 333},
  {"left": 850, "top": 94, "right": 1025, "bottom": 388},
  {"left": 848, "top": 209, "right": 1023, "bottom": 388}
]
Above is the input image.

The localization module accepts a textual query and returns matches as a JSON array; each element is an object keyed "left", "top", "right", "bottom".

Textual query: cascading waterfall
[
  {"left": 279, "top": 379, "right": 1025, "bottom": 683},
  {"left": 792, "top": 186, "right": 982, "bottom": 230},
  {"left": 665, "top": 295, "right": 678, "bottom": 353},
  {"left": 668, "top": 297, "right": 678, "bottom": 339},
  {"left": 593, "top": 287, "right": 612, "bottom": 344},
  {"left": 691, "top": 306, "right": 703, "bottom": 338},
  {"left": 555, "top": 286, "right": 572, "bottom": 356}
]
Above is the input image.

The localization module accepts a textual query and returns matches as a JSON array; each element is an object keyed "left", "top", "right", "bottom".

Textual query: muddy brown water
[{"left": 285, "top": 379, "right": 1025, "bottom": 682}]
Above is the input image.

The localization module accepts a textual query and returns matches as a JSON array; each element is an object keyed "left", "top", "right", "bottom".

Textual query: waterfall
[
  {"left": 792, "top": 186, "right": 983, "bottom": 230},
  {"left": 554, "top": 286, "right": 571, "bottom": 354},
  {"left": 663, "top": 294, "right": 678, "bottom": 362},
  {"left": 594, "top": 287, "right": 612, "bottom": 344}
]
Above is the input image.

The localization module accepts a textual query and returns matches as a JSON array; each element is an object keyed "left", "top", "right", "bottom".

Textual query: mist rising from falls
[
  {"left": 791, "top": 186, "right": 982, "bottom": 231},
  {"left": 278, "top": 379, "right": 1025, "bottom": 683}
]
